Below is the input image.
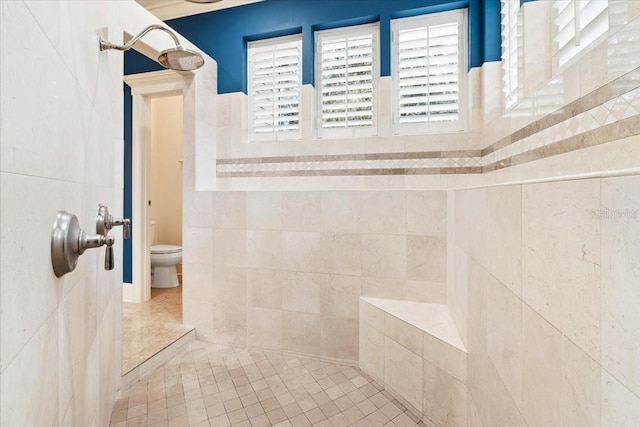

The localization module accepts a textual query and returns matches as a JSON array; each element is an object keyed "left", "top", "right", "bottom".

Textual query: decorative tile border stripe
[
  {"left": 217, "top": 157, "right": 483, "bottom": 174},
  {"left": 217, "top": 67, "right": 640, "bottom": 178},
  {"left": 217, "top": 150, "right": 483, "bottom": 165},
  {"left": 483, "top": 86, "right": 640, "bottom": 167},
  {"left": 483, "top": 116, "right": 640, "bottom": 172},
  {"left": 218, "top": 167, "right": 483, "bottom": 178},
  {"left": 482, "top": 66, "right": 640, "bottom": 156}
]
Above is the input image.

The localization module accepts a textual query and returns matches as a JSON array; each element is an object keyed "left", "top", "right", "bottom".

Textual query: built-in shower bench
[{"left": 359, "top": 297, "right": 468, "bottom": 427}]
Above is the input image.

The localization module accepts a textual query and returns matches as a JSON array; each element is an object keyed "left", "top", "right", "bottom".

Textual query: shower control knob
[{"left": 96, "top": 204, "right": 131, "bottom": 239}]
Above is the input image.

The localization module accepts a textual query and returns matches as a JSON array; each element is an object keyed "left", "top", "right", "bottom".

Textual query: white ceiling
[{"left": 136, "top": 0, "right": 263, "bottom": 20}]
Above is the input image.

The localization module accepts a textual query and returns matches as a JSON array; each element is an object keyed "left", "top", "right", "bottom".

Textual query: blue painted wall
[
  {"left": 123, "top": 82, "right": 133, "bottom": 283},
  {"left": 167, "top": 0, "right": 503, "bottom": 94}
]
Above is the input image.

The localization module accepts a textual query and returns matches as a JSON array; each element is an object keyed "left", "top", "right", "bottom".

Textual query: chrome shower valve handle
[
  {"left": 51, "top": 210, "right": 117, "bottom": 277},
  {"left": 96, "top": 204, "right": 131, "bottom": 239}
]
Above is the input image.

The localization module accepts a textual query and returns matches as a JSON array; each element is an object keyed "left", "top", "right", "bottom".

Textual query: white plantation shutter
[
  {"left": 392, "top": 10, "right": 467, "bottom": 134},
  {"left": 501, "top": 0, "right": 522, "bottom": 109},
  {"left": 316, "top": 24, "right": 378, "bottom": 137},
  {"left": 553, "top": 0, "right": 608, "bottom": 68},
  {"left": 248, "top": 35, "right": 302, "bottom": 141}
]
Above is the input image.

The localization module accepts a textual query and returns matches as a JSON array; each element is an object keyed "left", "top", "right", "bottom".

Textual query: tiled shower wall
[
  {"left": 183, "top": 190, "right": 447, "bottom": 361},
  {"left": 0, "top": 1, "right": 215, "bottom": 425},
  {"left": 449, "top": 175, "right": 640, "bottom": 425}
]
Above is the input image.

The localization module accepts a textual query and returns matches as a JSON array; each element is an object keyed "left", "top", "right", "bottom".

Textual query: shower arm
[{"left": 99, "top": 25, "right": 181, "bottom": 52}]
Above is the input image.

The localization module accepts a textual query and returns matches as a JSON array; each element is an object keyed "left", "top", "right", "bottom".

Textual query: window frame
[
  {"left": 315, "top": 22, "right": 380, "bottom": 139},
  {"left": 391, "top": 9, "right": 469, "bottom": 135},
  {"left": 501, "top": 0, "right": 523, "bottom": 111},
  {"left": 552, "top": 0, "right": 609, "bottom": 72},
  {"left": 247, "top": 34, "right": 303, "bottom": 142}
]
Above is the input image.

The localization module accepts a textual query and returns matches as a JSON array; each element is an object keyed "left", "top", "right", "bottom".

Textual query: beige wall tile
[
  {"left": 561, "top": 328, "right": 601, "bottom": 427},
  {"left": 246, "top": 192, "right": 282, "bottom": 230},
  {"left": 281, "top": 271, "right": 322, "bottom": 314},
  {"left": 403, "top": 280, "right": 447, "bottom": 304},
  {"left": 422, "top": 361, "right": 467, "bottom": 427},
  {"left": 362, "top": 234, "right": 406, "bottom": 280},
  {"left": 601, "top": 370, "right": 640, "bottom": 426},
  {"left": 282, "top": 311, "right": 321, "bottom": 355},
  {"left": 183, "top": 189, "right": 214, "bottom": 228},
  {"left": 467, "top": 396, "right": 482, "bottom": 427},
  {"left": 362, "top": 191, "right": 406, "bottom": 235},
  {"left": 246, "top": 230, "right": 282, "bottom": 270},
  {"left": 213, "top": 229, "right": 247, "bottom": 269},
  {"left": 247, "top": 307, "right": 282, "bottom": 350},
  {"left": 520, "top": 304, "right": 601, "bottom": 426},
  {"left": 282, "top": 191, "right": 321, "bottom": 232},
  {"left": 212, "top": 191, "right": 246, "bottom": 229},
  {"left": 359, "top": 299, "right": 385, "bottom": 331},
  {"left": 384, "top": 337, "right": 423, "bottom": 412},
  {"left": 361, "top": 276, "right": 405, "bottom": 300},
  {"left": 521, "top": 305, "right": 564, "bottom": 426},
  {"left": 485, "top": 269, "right": 523, "bottom": 404},
  {"left": 467, "top": 332, "right": 525, "bottom": 427},
  {"left": 406, "top": 236, "right": 446, "bottom": 282},
  {"left": 600, "top": 175, "right": 640, "bottom": 397},
  {"left": 423, "top": 332, "right": 467, "bottom": 385},
  {"left": 406, "top": 191, "right": 447, "bottom": 237},
  {"left": 384, "top": 314, "right": 422, "bottom": 356},
  {"left": 320, "top": 191, "right": 362, "bottom": 233},
  {"left": 522, "top": 179, "right": 601, "bottom": 360},
  {"left": 485, "top": 185, "right": 522, "bottom": 296},
  {"left": 282, "top": 231, "right": 322, "bottom": 272},
  {"left": 1, "top": 315, "right": 58, "bottom": 427},
  {"left": 247, "top": 268, "right": 282, "bottom": 310},
  {"left": 321, "top": 275, "right": 361, "bottom": 319},
  {"left": 448, "top": 246, "right": 469, "bottom": 346},
  {"left": 184, "top": 298, "right": 214, "bottom": 341},
  {"left": 321, "top": 317, "right": 359, "bottom": 361},
  {"left": 183, "top": 227, "right": 215, "bottom": 302},
  {"left": 454, "top": 187, "right": 487, "bottom": 266},
  {"left": 359, "top": 321, "right": 385, "bottom": 382},
  {"left": 319, "top": 233, "right": 362, "bottom": 275}
]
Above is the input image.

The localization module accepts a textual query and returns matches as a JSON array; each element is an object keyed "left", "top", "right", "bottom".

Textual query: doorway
[{"left": 122, "top": 71, "right": 192, "bottom": 375}]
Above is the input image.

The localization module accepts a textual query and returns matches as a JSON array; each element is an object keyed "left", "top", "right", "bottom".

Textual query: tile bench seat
[{"left": 359, "top": 297, "right": 468, "bottom": 426}]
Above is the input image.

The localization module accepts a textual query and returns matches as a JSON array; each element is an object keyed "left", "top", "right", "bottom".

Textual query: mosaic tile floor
[
  {"left": 111, "top": 341, "right": 425, "bottom": 427},
  {"left": 122, "top": 285, "right": 193, "bottom": 375}
]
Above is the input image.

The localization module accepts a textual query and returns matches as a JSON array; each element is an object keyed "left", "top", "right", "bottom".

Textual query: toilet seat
[{"left": 151, "top": 244, "right": 182, "bottom": 254}]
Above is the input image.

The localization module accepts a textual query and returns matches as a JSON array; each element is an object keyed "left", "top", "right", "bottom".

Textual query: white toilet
[
  {"left": 149, "top": 221, "right": 182, "bottom": 288},
  {"left": 150, "top": 244, "right": 182, "bottom": 288}
]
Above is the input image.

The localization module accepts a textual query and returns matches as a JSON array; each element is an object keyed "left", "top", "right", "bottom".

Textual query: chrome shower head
[
  {"left": 99, "top": 24, "right": 204, "bottom": 71},
  {"left": 158, "top": 46, "right": 205, "bottom": 71}
]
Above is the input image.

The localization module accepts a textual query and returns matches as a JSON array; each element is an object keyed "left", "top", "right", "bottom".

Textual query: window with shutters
[
  {"left": 248, "top": 35, "right": 302, "bottom": 141},
  {"left": 316, "top": 23, "right": 379, "bottom": 138},
  {"left": 553, "top": 0, "right": 608, "bottom": 69},
  {"left": 501, "top": 0, "right": 522, "bottom": 110},
  {"left": 391, "top": 10, "right": 468, "bottom": 134}
]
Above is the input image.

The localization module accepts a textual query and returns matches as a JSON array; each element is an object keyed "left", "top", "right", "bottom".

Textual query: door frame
[{"left": 123, "top": 70, "right": 187, "bottom": 303}]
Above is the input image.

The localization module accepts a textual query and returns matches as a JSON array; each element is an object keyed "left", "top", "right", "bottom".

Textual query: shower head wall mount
[{"left": 99, "top": 24, "right": 205, "bottom": 71}]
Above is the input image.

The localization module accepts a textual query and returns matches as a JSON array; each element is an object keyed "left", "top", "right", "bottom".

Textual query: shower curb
[{"left": 119, "top": 328, "right": 196, "bottom": 391}]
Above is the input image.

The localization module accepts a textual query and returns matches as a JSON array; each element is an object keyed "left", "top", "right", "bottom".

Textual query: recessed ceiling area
[{"left": 136, "top": 0, "right": 263, "bottom": 20}]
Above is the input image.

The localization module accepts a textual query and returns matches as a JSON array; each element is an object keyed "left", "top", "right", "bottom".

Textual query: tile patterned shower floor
[
  {"left": 122, "top": 286, "right": 193, "bottom": 375},
  {"left": 111, "top": 341, "right": 426, "bottom": 427}
]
